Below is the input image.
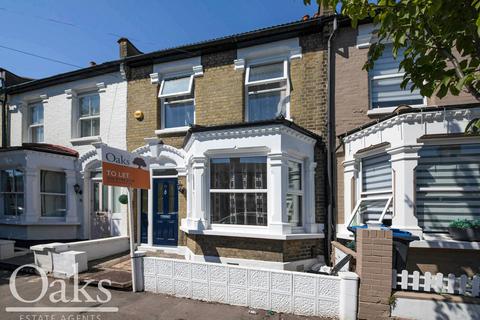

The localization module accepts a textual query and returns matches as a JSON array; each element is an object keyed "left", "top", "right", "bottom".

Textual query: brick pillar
[{"left": 356, "top": 229, "right": 393, "bottom": 320}]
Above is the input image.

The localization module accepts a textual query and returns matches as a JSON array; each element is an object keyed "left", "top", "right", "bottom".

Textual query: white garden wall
[{"left": 143, "top": 257, "right": 358, "bottom": 319}]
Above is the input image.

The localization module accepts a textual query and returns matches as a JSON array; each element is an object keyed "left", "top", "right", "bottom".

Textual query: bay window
[
  {"left": 29, "top": 102, "right": 44, "bottom": 143},
  {"left": 370, "top": 44, "right": 424, "bottom": 109},
  {"left": 1, "top": 169, "right": 24, "bottom": 216},
  {"left": 159, "top": 75, "right": 195, "bottom": 129},
  {"left": 416, "top": 144, "right": 480, "bottom": 232},
  {"left": 245, "top": 61, "right": 288, "bottom": 122},
  {"left": 349, "top": 152, "right": 393, "bottom": 226},
  {"left": 78, "top": 93, "right": 100, "bottom": 137},
  {"left": 286, "top": 160, "right": 303, "bottom": 227},
  {"left": 210, "top": 156, "right": 267, "bottom": 226},
  {"left": 40, "top": 170, "right": 67, "bottom": 217}
]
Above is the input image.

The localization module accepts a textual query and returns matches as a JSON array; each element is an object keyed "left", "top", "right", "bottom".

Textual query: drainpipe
[{"left": 325, "top": 16, "right": 338, "bottom": 265}]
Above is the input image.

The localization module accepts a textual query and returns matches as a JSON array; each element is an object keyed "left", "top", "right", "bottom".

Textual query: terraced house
[
  {"left": 1, "top": 62, "right": 128, "bottom": 241},
  {"left": 333, "top": 22, "right": 480, "bottom": 275},
  {"left": 122, "top": 18, "right": 331, "bottom": 270},
  {"left": 2, "top": 13, "right": 478, "bottom": 273},
  {"left": 1, "top": 17, "right": 334, "bottom": 270}
]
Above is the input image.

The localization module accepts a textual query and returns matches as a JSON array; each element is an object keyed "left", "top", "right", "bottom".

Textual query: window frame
[
  {"left": 39, "top": 170, "right": 67, "bottom": 218},
  {"left": 91, "top": 170, "right": 123, "bottom": 214},
  {"left": 28, "top": 101, "right": 44, "bottom": 143},
  {"left": 77, "top": 92, "right": 100, "bottom": 138},
  {"left": 286, "top": 159, "right": 304, "bottom": 228},
  {"left": 415, "top": 142, "right": 480, "bottom": 233},
  {"left": 208, "top": 155, "right": 268, "bottom": 227},
  {"left": 0, "top": 169, "right": 24, "bottom": 217},
  {"left": 158, "top": 73, "right": 195, "bottom": 130},
  {"left": 368, "top": 45, "right": 426, "bottom": 111},
  {"left": 245, "top": 59, "right": 290, "bottom": 122},
  {"left": 160, "top": 96, "right": 196, "bottom": 130},
  {"left": 347, "top": 150, "right": 394, "bottom": 227},
  {"left": 158, "top": 74, "right": 194, "bottom": 99}
]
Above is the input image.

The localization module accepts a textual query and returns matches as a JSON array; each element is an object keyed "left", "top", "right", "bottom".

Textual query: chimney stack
[{"left": 117, "top": 38, "right": 143, "bottom": 59}]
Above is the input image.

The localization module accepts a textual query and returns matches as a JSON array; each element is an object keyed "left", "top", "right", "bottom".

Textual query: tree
[{"left": 305, "top": 0, "right": 480, "bottom": 102}]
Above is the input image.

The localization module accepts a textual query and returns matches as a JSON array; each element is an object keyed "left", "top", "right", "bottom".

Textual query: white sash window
[
  {"left": 29, "top": 102, "right": 44, "bottom": 143},
  {"left": 159, "top": 74, "right": 195, "bottom": 129},
  {"left": 245, "top": 61, "right": 288, "bottom": 122},
  {"left": 370, "top": 44, "right": 424, "bottom": 109},
  {"left": 210, "top": 156, "right": 267, "bottom": 226}
]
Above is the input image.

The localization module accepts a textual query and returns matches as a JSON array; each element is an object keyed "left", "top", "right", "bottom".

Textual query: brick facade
[
  {"left": 186, "top": 234, "right": 324, "bottom": 263},
  {"left": 356, "top": 229, "right": 393, "bottom": 320},
  {"left": 126, "top": 64, "right": 158, "bottom": 151},
  {"left": 125, "top": 32, "right": 329, "bottom": 264}
]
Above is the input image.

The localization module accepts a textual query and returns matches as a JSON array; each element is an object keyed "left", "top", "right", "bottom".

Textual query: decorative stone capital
[
  {"left": 192, "top": 65, "right": 203, "bottom": 77},
  {"left": 290, "top": 47, "right": 302, "bottom": 60},
  {"left": 96, "top": 82, "right": 106, "bottom": 92},
  {"left": 150, "top": 72, "right": 160, "bottom": 84},
  {"left": 65, "top": 89, "right": 77, "bottom": 99},
  {"left": 233, "top": 58, "right": 245, "bottom": 70}
]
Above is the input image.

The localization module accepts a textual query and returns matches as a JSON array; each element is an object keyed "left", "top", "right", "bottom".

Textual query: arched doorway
[{"left": 133, "top": 143, "right": 186, "bottom": 247}]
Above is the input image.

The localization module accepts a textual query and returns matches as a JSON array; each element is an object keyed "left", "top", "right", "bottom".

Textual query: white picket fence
[{"left": 392, "top": 269, "right": 480, "bottom": 297}]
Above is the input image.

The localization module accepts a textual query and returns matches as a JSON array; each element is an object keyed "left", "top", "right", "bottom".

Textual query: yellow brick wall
[
  {"left": 126, "top": 65, "right": 159, "bottom": 152},
  {"left": 195, "top": 50, "right": 244, "bottom": 125}
]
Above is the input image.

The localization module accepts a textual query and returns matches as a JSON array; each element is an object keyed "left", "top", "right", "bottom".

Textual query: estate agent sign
[{"left": 100, "top": 145, "right": 150, "bottom": 189}]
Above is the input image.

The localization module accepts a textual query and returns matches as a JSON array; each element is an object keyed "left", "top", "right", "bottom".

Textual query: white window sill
[
  {"left": 155, "top": 126, "right": 190, "bottom": 135},
  {"left": 180, "top": 226, "right": 324, "bottom": 240},
  {"left": 0, "top": 219, "right": 80, "bottom": 226},
  {"left": 70, "top": 136, "right": 101, "bottom": 145},
  {"left": 411, "top": 234, "right": 480, "bottom": 250},
  {"left": 367, "top": 105, "right": 427, "bottom": 116}
]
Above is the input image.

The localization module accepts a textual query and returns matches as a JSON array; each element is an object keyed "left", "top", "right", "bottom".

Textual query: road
[{"left": 0, "top": 270, "right": 322, "bottom": 320}]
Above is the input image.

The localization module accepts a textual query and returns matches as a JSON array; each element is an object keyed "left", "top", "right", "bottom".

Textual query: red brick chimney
[{"left": 117, "top": 38, "right": 143, "bottom": 59}]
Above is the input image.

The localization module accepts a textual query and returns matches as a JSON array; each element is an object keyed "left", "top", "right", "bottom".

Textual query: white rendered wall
[
  {"left": 7, "top": 73, "right": 128, "bottom": 240},
  {"left": 8, "top": 72, "right": 127, "bottom": 154}
]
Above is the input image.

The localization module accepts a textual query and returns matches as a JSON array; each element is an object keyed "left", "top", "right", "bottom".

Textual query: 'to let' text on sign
[{"left": 100, "top": 145, "right": 150, "bottom": 189}]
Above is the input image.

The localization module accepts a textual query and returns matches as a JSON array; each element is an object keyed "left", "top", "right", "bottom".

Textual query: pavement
[{"left": 0, "top": 270, "right": 325, "bottom": 320}]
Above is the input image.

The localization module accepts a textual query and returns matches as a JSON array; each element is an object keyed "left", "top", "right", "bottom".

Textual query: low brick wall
[
  {"left": 143, "top": 256, "right": 358, "bottom": 318},
  {"left": 185, "top": 234, "right": 324, "bottom": 264}
]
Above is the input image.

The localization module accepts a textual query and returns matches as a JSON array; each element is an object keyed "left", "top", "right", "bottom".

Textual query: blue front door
[
  {"left": 140, "top": 189, "right": 148, "bottom": 244},
  {"left": 152, "top": 178, "right": 178, "bottom": 246}
]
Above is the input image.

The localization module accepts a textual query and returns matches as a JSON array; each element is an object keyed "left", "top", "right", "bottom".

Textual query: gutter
[{"left": 325, "top": 15, "right": 338, "bottom": 266}]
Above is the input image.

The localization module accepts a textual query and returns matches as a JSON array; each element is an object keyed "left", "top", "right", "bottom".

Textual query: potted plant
[{"left": 448, "top": 219, "right": 480, "bottom": 241}]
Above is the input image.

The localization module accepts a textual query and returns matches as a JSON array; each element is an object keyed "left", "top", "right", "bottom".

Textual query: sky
[{"left": 0, "top": 0, "right": 317, "bottom": 79}]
